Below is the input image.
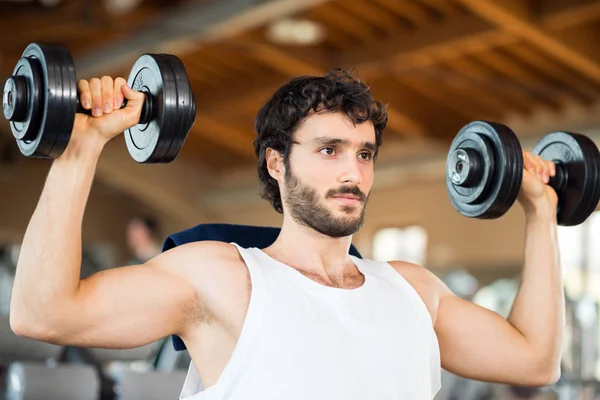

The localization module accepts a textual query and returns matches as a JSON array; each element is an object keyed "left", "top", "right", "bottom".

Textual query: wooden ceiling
[{"left": 2, "top": 0, "right": 600, "bottom": 174}]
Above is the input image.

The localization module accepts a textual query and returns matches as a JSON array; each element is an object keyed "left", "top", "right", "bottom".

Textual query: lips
[{"left": 331, "top": 195, "right": 361, "bottom": 205}]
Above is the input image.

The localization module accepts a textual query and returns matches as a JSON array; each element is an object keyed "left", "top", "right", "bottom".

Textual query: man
[{"left": 9, "top": 69, "right": 563, "bottom": 399}]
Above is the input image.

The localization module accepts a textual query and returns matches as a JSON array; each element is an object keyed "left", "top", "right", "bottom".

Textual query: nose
[{"left": 337, "top": 155, "right": 362, "bottom": 185}]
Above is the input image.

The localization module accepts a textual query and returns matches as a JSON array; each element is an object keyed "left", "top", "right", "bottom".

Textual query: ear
[{"left": 266, "top": 148, "right": 285, "bottom": 181}]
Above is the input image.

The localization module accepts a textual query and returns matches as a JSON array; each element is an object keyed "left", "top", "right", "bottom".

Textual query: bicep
[
  {"left": 435, "top": 294, "right": 539, "bottom": 385},
  {"left": 52, "top": 260, "right": 198, "bottom": 349}
]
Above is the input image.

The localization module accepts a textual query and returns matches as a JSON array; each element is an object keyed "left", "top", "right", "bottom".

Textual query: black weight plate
[
  {"left": 533, "top": 132, "right": 600, "bottom": 226},
  {"left": 160, "top": 54, "right": 195, "bottom": 163},
  {"left": 446, "top": 121, "right": 523, "bottom": 219},
  {"left": 4, "top": 56, "right": 42, "bottom": 142},
  {"left": 46, "top": 44, "right": 77, "bottom": 158},
  {"left": 14, "top": 44, "right": 76, "bottom": 158},
  {"left": 125, "top": 54, "right": 178, "bottom": 163}
]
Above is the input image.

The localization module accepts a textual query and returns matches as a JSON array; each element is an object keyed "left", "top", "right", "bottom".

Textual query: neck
[{"left": 264, "top": 214, "right": 358, "bottom": 281}]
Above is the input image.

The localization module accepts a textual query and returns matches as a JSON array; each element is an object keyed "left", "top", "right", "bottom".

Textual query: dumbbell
[
  {"left": 2, "top": 43, "right": 196, "bottom": 163},
  {"left": 446, "top": 121, "right": 600, "bottom": 226}
]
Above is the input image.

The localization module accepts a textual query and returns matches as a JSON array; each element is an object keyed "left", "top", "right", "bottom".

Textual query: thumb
[
  {"left": 122, "top": 84, "right": 145, "bottom": 105},
  {"left": 121, "top": 85, "right": 146, "bottom": 125}
]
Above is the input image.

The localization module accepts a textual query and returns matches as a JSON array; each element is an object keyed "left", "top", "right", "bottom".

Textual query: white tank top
[{"left": 179, "top": 243, "right": 441, "bottom": 400}]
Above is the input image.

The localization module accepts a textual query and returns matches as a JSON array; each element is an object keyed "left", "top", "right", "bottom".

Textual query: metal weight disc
[
  {"left": 446, "top": 121, "right": 523, "bottom": 219},
  {"left": 125, "top": 54, "right": 178, "bottom": 163},
  {"left": 533, "top": 132, "right": 600, "bottom": 226},
  {"left": 160, "top": 54, "right": 196, "bottom": 163},
  {"left": 11, "top": 44, "right": 76, "bottom": 158}
]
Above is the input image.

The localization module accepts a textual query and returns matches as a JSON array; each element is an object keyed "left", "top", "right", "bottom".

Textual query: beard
[{"left": 283, "top": 167, "right": 369, "bottom": 238}]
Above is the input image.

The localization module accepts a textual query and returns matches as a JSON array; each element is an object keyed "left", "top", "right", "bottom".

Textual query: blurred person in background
[{"left": 126, "top": 215, "right": 162, "bottom": 265}]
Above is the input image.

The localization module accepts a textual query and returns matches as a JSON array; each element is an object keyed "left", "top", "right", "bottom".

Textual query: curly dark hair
[{"left": 253, "top": 68, "right": 387, "bottom": 214}]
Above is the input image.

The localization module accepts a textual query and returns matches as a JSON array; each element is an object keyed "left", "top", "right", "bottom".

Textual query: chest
[{"left": 259, "top": 283, "right": 434, "bottom": 371}]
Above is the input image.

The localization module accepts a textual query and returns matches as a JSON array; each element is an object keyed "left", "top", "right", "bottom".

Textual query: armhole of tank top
[
  {"left": 375, "top": 260, "right": 442, "bottom": 398},
  {"left": 358, "top": 258, "right": 442, "bottom": 398},
  {"left": 430, "top": 330, "right": 442, "bottom": 398},
  {"left": 186, "top": 243, "right": 267, "bottom": 399}
]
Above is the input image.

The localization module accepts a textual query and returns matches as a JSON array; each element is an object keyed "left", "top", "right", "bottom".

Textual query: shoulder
[
  {"left": 151, "top": 241, "right": 250, "bottom": 293},
  {"left": 152, "top": 241, "right": 252, "bottom": 326},
  {"left": 387, "top": 261, "right": 452, "bottom": 326}
]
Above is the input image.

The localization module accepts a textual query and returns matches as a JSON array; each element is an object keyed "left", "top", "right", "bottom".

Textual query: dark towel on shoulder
[{"left": 162, "top": 223, "right": 362, "bottom": 351}]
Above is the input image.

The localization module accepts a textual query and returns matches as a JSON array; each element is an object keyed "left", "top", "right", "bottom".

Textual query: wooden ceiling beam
[
  {"left": 335, "top": 0, "right": 406, "bottom": 36},
  {"left": 190, "top": 115, "right": 257, "bottom": 161},
  {"left": 539, "top": 0, "right": 600, "bottom": 29},
  {"left": 336, "top": 0, "right": 600, "bottom": 81},
  {"left": 508, "top": 44, "right": 600, "bottom": 104},
  {"left": 369, "top": 76, "right": 470, "bottom": 139},
  {"left": 230, "top": 39, "right": 425, "bottom": 137},
  {"left": 373, "top": 0, "right": 434, "bottom": 27},
  {"left": 457, "top": 0, "right": 600, "bottom": 85},
  {"left": 474, "top": 50, "right": 567, "bottom": 109},
  {"left": 336, "top": 15, "right": 501, "bottom": 77}
]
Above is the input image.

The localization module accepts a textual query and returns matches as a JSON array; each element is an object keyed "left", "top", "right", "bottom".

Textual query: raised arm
[
  {"left": 9, "top": 77, "right": 199, "bottom": 348},
  {"left": 432, "top": 152, "right": 564, "bottom": 386}
]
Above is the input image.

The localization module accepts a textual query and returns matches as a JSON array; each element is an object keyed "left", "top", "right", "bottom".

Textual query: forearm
[
  {"left": 507, "top": 210, "right": 564, "bottom": 369},
  {"left": 10, "top": 137, "right": 105, "bottom": 332}
]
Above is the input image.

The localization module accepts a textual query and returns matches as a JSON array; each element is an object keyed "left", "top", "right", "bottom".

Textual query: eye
[
  {"left": 358, "top": 151, "right": 373, "bottom": 161},
  {"left": 319, "top": 147, "right": 336, "bottom": 156}
]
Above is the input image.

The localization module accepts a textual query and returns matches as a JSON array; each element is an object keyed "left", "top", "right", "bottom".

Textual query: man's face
[{"left": 280, "top": 112, "right": 376, "bottom": 238}]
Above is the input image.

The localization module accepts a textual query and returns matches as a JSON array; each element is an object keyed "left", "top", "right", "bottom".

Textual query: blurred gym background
[{"left": 2, "top": 0, "right": 600, "bottom": 399}]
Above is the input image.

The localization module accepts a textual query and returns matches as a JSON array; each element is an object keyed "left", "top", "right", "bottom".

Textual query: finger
[
  {"left": 77, "top": 80, "right": 92, "bottom": 110},
  {"left": 547, "top": 159, "right": 556, "bottom": 177},
  {"left": 522, "top": 152, "right": 538, "bottom": 174},
  {"left": 89, "top": 78, "right": 103, "bottom": 117},
  {"left": 533, "top": 155, "right": 551, "bottom": 183},
  {"left": 101, "top": 76, "right": 114, "bottom": 115},
  {"left": 523, "top": 152, "right": 545, "bottom": 183},
  {"left": 113, "top": 77, "right": 127, "bottom": 110}
]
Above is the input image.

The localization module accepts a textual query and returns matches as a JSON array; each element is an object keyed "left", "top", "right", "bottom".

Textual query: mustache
[{"left": 326, "top": 186, "right": 367, "bottom": 202}]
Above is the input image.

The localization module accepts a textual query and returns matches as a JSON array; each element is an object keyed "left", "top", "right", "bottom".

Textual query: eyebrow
[{"left": 311, "top": 137, "right": 377, "bottom": 152}]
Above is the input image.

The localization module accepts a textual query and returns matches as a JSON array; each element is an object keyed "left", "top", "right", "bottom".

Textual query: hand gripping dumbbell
[
  {"left": 446, "top": 120, "right": 600, "bottom": 226},
  {"left": 2, "top": 43, "right": 196, "bottom": 163}
]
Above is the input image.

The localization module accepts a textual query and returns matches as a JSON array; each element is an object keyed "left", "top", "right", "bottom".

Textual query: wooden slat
[
  {"left": 417, "top": 0, "right": 463, "bottom": 16},
  {"left": 311, "top": 3, "right": 379, "bottom": 43},
  {"left": 335, "top": 0, "right": 406, "bottom": 36},
  {"left": 430, "top": 62, "right": 523, "bottom": 117},
  {"left": 337, "top": 0, "right": 600, "bottom": 83},
  {"left": 336, "top": 15, "right": 500, "bottom": 76},
  {"left": 457, "top": 0, "right": 600, "bottom": 85},
  {"left": 441, "top": 56, "right": 533, "bottom": 115},
  {"left": 398, "top": 76, "right": 497, "bottom": 119},
  {"left": 370, "top": 76, "right": 470, "bottom": 138},
  {"left": 236, "top": 40, "right": 324, "bottom": 76},
  {"left": 239, "top": 40, "right": 425, "bottom": 136},
  {"left": 506, "top": 44, "right": 600, "bottom": 104},
  {"left": 192, "top": 115, "right": 257, "bottom": 160},
  {"left": 374, "top": 0, "right": 435, "bottom": 27},
  {"left": 474, "top": 50, "right": 567, "bottom": 109},
  {"left": 539, "top": 0, "right": 600, "bottom": 30}
]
